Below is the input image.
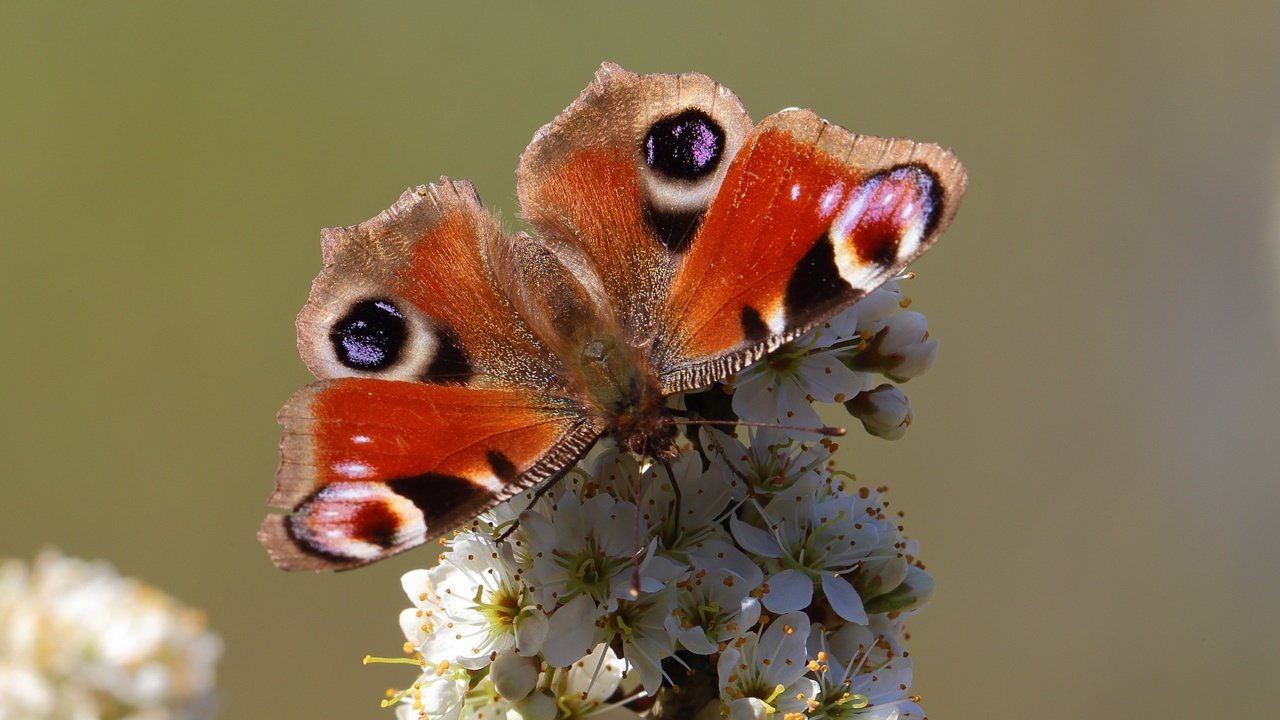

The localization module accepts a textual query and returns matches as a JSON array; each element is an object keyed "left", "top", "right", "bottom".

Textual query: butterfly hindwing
[
  {"left": 654, "top": 109, "right": 968, "bottom": 390},
  {"left": 261, "top": 378, "right": 597, "bottom": 570}
]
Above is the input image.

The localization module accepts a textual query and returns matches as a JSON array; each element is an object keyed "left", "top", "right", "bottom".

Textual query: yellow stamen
[{"left": 363, "top": 655, "right": 424, "bottom": 667}]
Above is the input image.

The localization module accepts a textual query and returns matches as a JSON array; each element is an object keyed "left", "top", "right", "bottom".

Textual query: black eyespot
[
  {"left": 643, "top": 109, "right": 725, "bottom": 180},
  {"left": 330, "top": 298, "right": 406, "bottom": 371}
]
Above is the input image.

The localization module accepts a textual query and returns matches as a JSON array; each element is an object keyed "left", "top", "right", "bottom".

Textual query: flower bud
[
  {"left": 878, "top": 312, "right": 938, "bottom": 381},
  {"left": 845, "top": 384, "right": 912, "bottom": 440},
  {"left": 852, "top": 281, "right": 903, "bottom": 334},
  {"left": 847, "top": 312, "right": 938, "bottom": 382},
  {"left": 862, "top": 565, "right": 935, "bottom": 614},
  {"left": 491, "top": 651, "right": 539, "bottom": 702},
  {"left": 852, "top": 552, "right": 909, "bottom": 599},
  {"left": 510, "top": 690, "right": 557, "bottom": 720}
]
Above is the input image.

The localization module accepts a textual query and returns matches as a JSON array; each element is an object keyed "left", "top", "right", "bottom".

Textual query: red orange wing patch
[
  {"left": 654, "top": 110, "right": 967, "bottom": 391},
  {"left": 260, "top": 378, "right": 597, "bottom": 570}
]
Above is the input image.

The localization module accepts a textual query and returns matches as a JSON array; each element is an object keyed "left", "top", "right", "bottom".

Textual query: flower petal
[
  {"left": 729, "top": 516, "right": 783, "bottom": 558},
  {"left": 761, "top": 569, "right": 812, "bottom": 613},
  {"left": 728, "top": 698, "right": 770, "bottom": 720},
  {"left": 400, "top": 569, "right": 432, "bottom": 605},
  {"left": 514, "top": 606, "right": 548, "bottom": 656},
  {"left": 676, "top": 624, "right": 719, "bottom": 655},
  {"left": 540, "top": 594, "right": 599, "bottom": 666},
  {"left": 799, "top": 352, "right": 872, "bottom": 403},
  {"left": 822, "top": 573, "right": 868, "bottom": 624}
]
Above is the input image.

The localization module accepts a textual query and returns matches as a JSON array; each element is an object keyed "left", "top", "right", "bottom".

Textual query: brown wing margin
[
  {"left": 259, "top": 378, "right": 600, "bottom": 571},
  {"left": 654, "top": 109, "right": 967, "bottom": 392}
]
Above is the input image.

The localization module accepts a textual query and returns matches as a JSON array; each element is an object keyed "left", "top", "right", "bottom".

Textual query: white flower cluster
[
  {"left": 0, "top": 550, "right": 221, "bottom": 720},
  {"left": 381, "top": 283, "right": 938, "bottom": 720}
]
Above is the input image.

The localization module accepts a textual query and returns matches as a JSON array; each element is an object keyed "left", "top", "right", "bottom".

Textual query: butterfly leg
[
  {"left": 660, "top": 457, "right": 682, "bottom": 540},
  {"left": 494, "top": 467, "right": 575, "bottom": 543}
]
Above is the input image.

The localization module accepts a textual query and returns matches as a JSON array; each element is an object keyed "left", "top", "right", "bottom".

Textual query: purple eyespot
[
  {"left": 330, "top": 298, "right": 406, "bottom": 371},
  {"left": 644, "top": 109, "right": 725, "bottom": 180}
]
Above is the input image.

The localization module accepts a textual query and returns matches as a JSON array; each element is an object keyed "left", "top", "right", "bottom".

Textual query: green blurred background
[{"left": 3, "top": 2, "right": 1277, "bottom": 718}]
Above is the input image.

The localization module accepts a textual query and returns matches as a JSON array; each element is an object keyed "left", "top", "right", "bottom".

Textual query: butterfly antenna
[
  {"left": 670, "top": 417, "right": 846, "bottom": 437},
  {"left": 629, "top": 466, "right": 643, "bottom": 599}
]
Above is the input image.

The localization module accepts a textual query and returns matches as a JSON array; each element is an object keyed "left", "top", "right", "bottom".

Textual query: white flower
[
  {"left": 490, "top": 651, "right": 539, "bottom": 703},
  {"left": 519, "top": 643, "right": 628, "bottom": 720},
  {"left": 393, "top": 661, "right": 470, "bottom": 720},
  {"left": 561, "top": 643, "right": 628, "bottom": 709},
  {"left": 844, "top": 385, "right": 912, "bottom": 440},
  {"left": 574, "top": 446, "right": 645, "bottom": 503},
  {"left": 523, "top": 490, "right": 648, "bottom": 610},
  {"left": 666, "top": 568, "right": 761, "bottom": 655},
  {"left": 845, "top": 488, "right": 934, "bottom": 616},
  {"left": 376, "top": 351, "right": 938, "bottom": 718},
  {"left": 862, "top": 566, "right": 934, "bottom": 616},
  {"left": 601, "top": 587, "right": 678, "bottom": 693},
  {"left": 701, "top": 427, "right": 834, "bottom": 499},
  {"left": 540, "top": 594, "right": 605, "bottom": 668},
  {"left": 848, "top": 281, "right": 906, "bottom": 336},
  {"left": 606, "top": 450, "right": 747, "bottom": 581},
  {"left": 394, "top": 664, "right": 514, "bottom": 720},
  {"left": 506, "top": 644, "right": 631, "bottom": 720},
  {"left": 0, "top": 550, "right": 220, "bottom": 720},
  {"left": 718, "top": 612, "right": 820, "bottom": 720},
  {"left": 398, "top": 568, "right": 448, "bottom": 649},
  {"left": 406, "top": 534, "right": 548, "bottom": 670},
  {"left": 807, "top": 619, "right": 923, "bottom": 720},
  {"left": 729, "top": 340, "right": 873, "bottom": 439},
  {"left": 731, "top": 474, "right": 882, "bottom": 624}
]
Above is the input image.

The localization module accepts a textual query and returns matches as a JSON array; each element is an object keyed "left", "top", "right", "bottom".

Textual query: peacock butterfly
[{"left": 260, "top": 63, "right": 967, "bottom": 571}]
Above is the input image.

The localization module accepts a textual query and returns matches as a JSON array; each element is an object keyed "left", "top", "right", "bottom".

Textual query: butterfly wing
[
  {"left": 515, "top": 63, "right": 754, "bottom": 343},
  {"left": 265, "top": 180, "right": 601, "bottom": 570},
  {"left": 653, "top": 109, "right": 968, "bottom": 390},
  {"left": 261, "top": 379, "right": 596, "bottom": 571},
  {"left": 297, "top": 179, "right": 563, "bottom": 389}
]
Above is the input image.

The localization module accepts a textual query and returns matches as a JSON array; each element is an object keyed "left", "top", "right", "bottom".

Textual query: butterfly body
[{"left": 261, "top": 63, "right": 966, "bottom": 571}]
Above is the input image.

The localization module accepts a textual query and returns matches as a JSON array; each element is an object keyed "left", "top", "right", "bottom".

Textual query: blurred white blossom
[{"left": 0, "top": 550, "right": 221, "bottom": 720}]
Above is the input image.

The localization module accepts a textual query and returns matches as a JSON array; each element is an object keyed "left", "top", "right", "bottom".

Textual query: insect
[{"left": 260, "top": 63, "right": 966, "bottom": 571}]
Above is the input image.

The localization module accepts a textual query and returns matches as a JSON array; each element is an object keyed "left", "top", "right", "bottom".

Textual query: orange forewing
[
  {"left": 656, "top": 110, "right": 966, "bottom": 387},
  {"left": 662, "top": 127, "right": 843, "bottom": 357}
]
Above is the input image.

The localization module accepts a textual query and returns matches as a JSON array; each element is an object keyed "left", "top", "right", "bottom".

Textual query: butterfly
[{"left": 260, "top": 63, "right": 967, "bottom": 571}]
